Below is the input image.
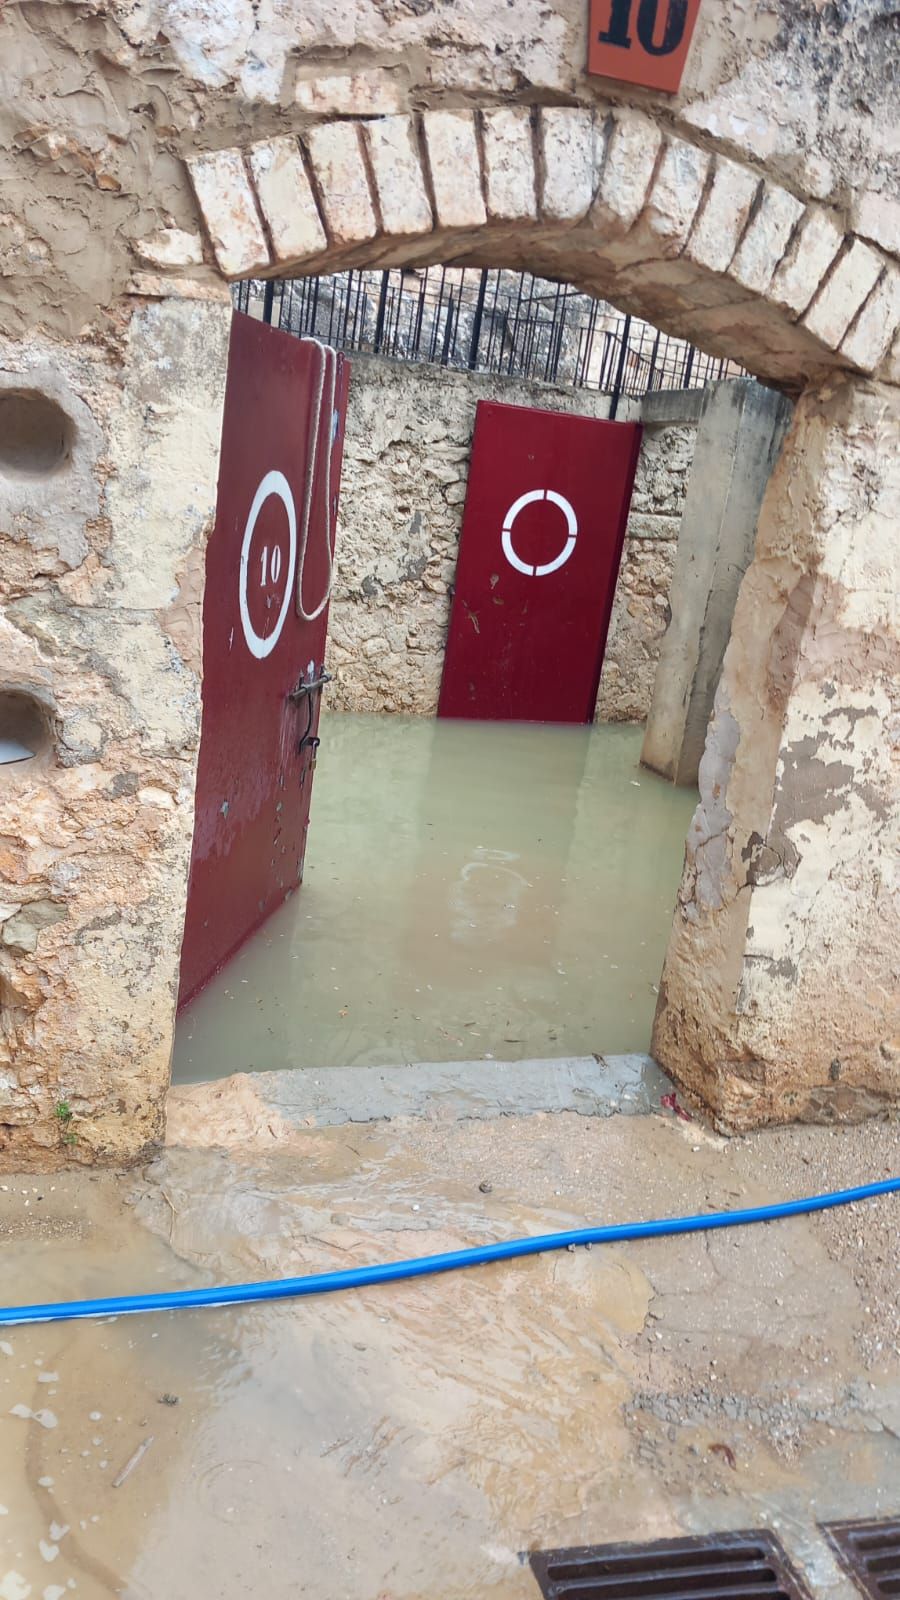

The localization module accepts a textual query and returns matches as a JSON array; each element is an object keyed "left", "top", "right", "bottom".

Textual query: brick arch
[{"left": 168, "top": 107, "right": 900, "bottom": 392}]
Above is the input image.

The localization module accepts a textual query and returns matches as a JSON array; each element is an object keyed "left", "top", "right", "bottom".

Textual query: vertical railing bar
[
  {"left": 439, "top": 287, "right": 455, "bottom": 365},
  {"left": 506, "top": 277, "right": 524, "bottom": 374},
  {"left": 413, "top": 271, "right": 427, "bottom": 357},
  {"left": 609, "top": 312, "right": 632, "bottom": 420},
  {"left": 468, "top": 266, "right": 489, "bottom": 370},
  {"left": 373, "top": 269, "right": 390, "bottom": 354}
]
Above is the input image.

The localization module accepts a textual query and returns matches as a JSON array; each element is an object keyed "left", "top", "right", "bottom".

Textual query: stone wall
[
  {"left": 0, "top": 299, "right": 230, "bottom": 1164},
  {"left": 328, "top": 357, "right": 695, "bottom": 723},
  {"left": 654, "top": 377, "right": 900, "bottom": 1129}
]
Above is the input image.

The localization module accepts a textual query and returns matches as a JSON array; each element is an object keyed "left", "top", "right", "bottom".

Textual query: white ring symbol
[
  {"left": 501, "top": 489, "right": 578, "bottom": 577},
  {"left": 238, "top": 470, "right": 298, "bottom": 659}
]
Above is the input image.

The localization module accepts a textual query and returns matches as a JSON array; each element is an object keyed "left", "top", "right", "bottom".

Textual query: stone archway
[
  {"left": 0, "top": 3, "right": 897, "bottom": 1161},
  {"left": 179, "top": 105, "right": 893, "bottom": 391}
]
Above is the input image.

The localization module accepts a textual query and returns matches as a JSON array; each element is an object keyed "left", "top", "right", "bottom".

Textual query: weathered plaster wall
[
  {"left": 599, "top": 415, "right": 695, "bottom": 723},
  {"left": 328, "top": 357, "right": 694, "bottom": 722},
  {"left": 641, "top": 378, "right": 793, "bottom": 785},
  {"left": 0, "top": 297, "right": 230, "bottom": 1165},
  {"left": 654, "top": 377, "right": 900, "bottom": 1128}
]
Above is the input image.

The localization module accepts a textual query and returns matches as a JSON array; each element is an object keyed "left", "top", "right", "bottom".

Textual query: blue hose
[{"left": 1, "top": 1177, "right": 896, "bottom": 1327}]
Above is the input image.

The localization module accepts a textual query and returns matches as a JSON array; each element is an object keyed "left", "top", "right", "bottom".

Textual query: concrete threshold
[{"left": 250, "top": 1052, "right": 675, "bottom": 1129}]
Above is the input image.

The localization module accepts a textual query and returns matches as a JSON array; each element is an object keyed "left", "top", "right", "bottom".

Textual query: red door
[
  {"left": 438, "top": 402, "right": 641, "bottom": 723},
  {"left": 178, "top": 313, "right": 350, "bottom": 1008}
]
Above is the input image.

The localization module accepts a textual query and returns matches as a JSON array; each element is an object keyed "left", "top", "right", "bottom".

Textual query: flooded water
[
  {"left": 173, "top": 715, "right": 696, "bottom": 1082},
  {"left": 0, "top": 1162, "right": 651, "bottom": 1600}
]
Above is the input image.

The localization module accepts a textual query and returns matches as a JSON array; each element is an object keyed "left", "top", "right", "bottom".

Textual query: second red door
[{"left": 438, "top": 401, "right": 641, "bottom": 724}]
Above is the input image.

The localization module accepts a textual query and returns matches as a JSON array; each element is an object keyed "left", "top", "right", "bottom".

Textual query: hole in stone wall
[
  {"left": 0, "top": 691, "right": 55, "bottom": 770},
  {"left": 0, "top": 389, "right": 74, "bottom": 478}
]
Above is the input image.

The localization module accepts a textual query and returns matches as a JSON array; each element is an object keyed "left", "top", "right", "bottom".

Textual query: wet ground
[
  {"left": 173, "top": 715, "right": 696, "bottom": 1081},
  {"left": 1, "top": 1088, "right": 897, "bottom": 1600}
]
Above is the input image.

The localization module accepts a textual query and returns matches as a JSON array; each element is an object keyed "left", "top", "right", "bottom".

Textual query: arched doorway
[{"left": 1, "top": 14, "right": 897, "bottom": 1160}]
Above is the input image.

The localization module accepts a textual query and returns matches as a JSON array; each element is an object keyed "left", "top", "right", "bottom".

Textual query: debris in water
[
  {"left": 660, "top": 1091, "right": 693, "bottom": 1123},
  {"left": 0, "top": 1574, "right": 31, "bottom": 1600},
  {"left": 9, "top": 1404, "right": 57, "bottom": 1430},
  {"left": 112, "top": 1435, "right": 155, "bottom": 1488},
  {"left": 159, "top": 1393, "right": 179, "bottom": 1406}
]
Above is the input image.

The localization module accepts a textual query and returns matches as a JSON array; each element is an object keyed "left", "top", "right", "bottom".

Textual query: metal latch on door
[{"left": 287, "top": 661, "right": 331, "bottom": 767}]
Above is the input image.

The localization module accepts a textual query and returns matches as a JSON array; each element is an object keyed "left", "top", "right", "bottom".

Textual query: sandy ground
[{"left": 0, "top": 1096, "right": 897, "bottom": 1600}]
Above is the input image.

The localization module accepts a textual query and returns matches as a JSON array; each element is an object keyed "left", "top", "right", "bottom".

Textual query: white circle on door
[
  {"left": 238, "top": 469, "right": 298, "bottom": 659},
  {"left": 500, "top": 489, "right": 578, "bottom": 577}
]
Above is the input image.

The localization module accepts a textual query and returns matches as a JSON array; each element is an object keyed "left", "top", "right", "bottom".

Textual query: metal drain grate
[
  {"left": 529, "top": 1531, "right": 814, "bottom": 1600},
  {"left": 822, "top": 1519, "right": 900, "bottom": 1600}
]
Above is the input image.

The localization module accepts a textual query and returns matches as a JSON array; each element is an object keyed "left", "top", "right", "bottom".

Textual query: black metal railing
[{"left": 234, "top": 267, "right": 744, "bottom": 411}]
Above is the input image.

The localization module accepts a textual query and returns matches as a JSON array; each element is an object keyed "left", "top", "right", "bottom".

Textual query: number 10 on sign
[{"left": 588, "top": 0, "right": 703, "bottom": 92}]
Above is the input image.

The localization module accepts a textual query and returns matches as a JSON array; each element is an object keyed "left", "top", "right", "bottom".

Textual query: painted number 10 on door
[{"left": 588, "top": 0, "right": 703, "bottom": 93}]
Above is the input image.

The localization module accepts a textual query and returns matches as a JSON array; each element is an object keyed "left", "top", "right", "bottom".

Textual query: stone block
[
  {"left": 683, "top": 158, "right": 759, "bottom": 274},
  {"left": 481, "top": 107, "right": 536, "bottom": 221},
  {"left": 539, "top": 107, "right": 602, "bottom": 224},
  {"left": 839, "top": 265, "right": 900, "bottom": 372},
  {"left": 1, "top": 900, "right": 67, "bottom": 955},
  {"left": 728, "top": 183, "right": 805, "bottom": 295},
  {"left": 363, "top": 117, "right": 433, "bottom": 237},
  {"left": 643, "top": 139, "right": 711, "bottom": 257},
  {"left": 294, "top": 68, "right": 405, "bottom": 116},
  {"left": 133, "top": 228, "right": 204, "bottom": 269},
  {"left": 422, "top": 111, "right": 487, "bottom": 229},
  {"left": 852, "top": 189, "right": 900, "bottom": 258},
  {"left": 768, "top": 208, "right": 844, "bottom": 318},
  {"left": 127, "top": 273, "right": 230, "bottom": 303},
  {"left": 303, "top": 122, "right": 377, "bottom": 245},
  {"left": 186, "top": 149, "right": 270, "bottom": 277},
  {"left": 591, "top": 109, "right": 663, "bottom": 233},
  {"left": 625, "top": 512, "right": 680, "bottom": 540},
  {"left": 248, "top": 137, "right": 326, "bottom": 263},
  {"left": 803, "top": 238, "right": 885, "bottom": 349}
]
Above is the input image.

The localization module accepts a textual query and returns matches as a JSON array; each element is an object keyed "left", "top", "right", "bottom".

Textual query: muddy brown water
[
  {"left": 1, "top": 1113, "right": 897, "bottom": 1600},
  {"left": 173, "top": 715, "right": 696, "bottom": 1081}
]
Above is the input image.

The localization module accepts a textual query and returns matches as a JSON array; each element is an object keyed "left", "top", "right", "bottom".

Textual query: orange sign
[{"left": 588, "top": 0, "right": 702, "bottom": 93}]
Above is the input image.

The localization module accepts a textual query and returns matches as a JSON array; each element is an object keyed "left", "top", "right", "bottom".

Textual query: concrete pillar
[
  {"left": 653, "top": 377, "right": 900, "bottom": 1129},
  {"left": 641, "top": 380, "right": 792, "bottom": 786}
]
